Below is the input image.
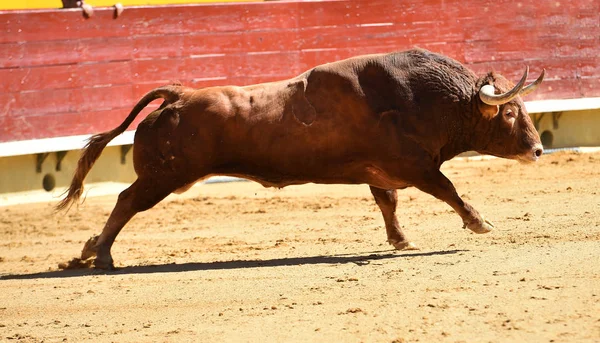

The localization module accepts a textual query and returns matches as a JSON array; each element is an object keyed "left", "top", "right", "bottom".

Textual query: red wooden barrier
[{"left": 0, "top": 0, "right": 598, "bottom": 143}]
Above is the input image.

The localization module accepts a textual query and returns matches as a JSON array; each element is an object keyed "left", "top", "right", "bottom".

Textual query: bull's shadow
[{"left": 0, "top": 249, "right": 465, "bottom": 280}]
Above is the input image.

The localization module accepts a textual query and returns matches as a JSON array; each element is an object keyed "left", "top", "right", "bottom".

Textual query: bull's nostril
[{"left": 535, "top": 148, "right": 543, "bottom": 157}]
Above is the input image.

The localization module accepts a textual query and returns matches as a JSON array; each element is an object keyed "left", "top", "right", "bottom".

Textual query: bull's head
[{"left": 475, "top": 67, "right": 545, "bottom": 163}]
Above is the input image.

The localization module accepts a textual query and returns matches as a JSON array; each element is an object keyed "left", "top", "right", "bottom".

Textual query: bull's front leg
[
  {"left": 370, "top": 186, "right": 419, "bottom": 250},
  {"left": 413, "top": 170, "right": 494, "bottom": 234}
]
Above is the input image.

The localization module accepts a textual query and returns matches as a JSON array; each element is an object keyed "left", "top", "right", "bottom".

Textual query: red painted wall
[{"left": 0, "top": 0, "right": 598, "bottom": 143}]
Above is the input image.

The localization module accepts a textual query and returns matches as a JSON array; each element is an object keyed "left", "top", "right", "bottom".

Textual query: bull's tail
[{"left": 55, "top": 85, "right": 183, "bottom": 212}]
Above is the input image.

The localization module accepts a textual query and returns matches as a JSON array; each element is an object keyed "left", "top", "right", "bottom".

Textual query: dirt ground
[{"left": 1, "top": 151, "right": 599, "bottom": 343}]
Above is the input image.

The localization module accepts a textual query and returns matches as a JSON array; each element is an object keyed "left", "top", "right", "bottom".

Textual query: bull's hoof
[
  {"left": 80, "top": 235, "right": 100, "bottom": 260},
  {"left": 93, "top": 257, "right": 115, "bottom": 270},
  {"left": 465, "top": 218, "right": 494, "bottom": 234},
  {"left": 388, "top": 239, "right": 419, "bottom": 250}
]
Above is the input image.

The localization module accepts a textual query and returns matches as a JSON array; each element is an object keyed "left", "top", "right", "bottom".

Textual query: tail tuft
[{"left": 55, "top": 129, "right": 120, "bottom": 212}]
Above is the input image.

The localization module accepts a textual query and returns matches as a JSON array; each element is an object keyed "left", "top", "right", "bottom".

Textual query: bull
[{"left": 58, "top": 49, "right": 544, "bottom": 269}]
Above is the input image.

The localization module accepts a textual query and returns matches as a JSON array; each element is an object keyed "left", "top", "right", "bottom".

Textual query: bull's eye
[{"left": 504, "top": 109, "right": 517, "bottom": 119}]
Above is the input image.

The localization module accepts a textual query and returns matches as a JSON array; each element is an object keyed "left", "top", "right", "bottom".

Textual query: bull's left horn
[
  {"left": 519, "top": 69, "right": 545, "bottom": 97},
  {"left": 479, "top": 67, "right": 529, "bottom": 106}
]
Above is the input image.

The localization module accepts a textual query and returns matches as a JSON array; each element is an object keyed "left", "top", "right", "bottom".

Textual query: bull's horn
[
  {"left": 479, "top": 67, "right": 529, "bottom": 106},
  {"left": 519, "top": 69, "right": 545, "bottom": 97}
]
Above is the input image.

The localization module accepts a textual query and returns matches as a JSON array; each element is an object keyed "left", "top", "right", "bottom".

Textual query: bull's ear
[{"left": 477, "top": 101, "right": 499, "bottom": 118}]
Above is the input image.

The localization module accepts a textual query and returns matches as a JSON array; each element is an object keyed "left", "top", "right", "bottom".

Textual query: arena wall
[{"left": 0, "top": 0, "right": 598, "bottom": 194}]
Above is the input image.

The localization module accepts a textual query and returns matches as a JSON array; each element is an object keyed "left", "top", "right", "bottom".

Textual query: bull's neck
[
  {"left": 437, "top": 102, "right": 478, "bottom": 165},
  {"left": 439, "top": 140, "right": 470, "bottom": 164}
]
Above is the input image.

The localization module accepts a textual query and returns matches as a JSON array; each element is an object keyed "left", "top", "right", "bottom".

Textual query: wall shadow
[{"left": 1, "top": 249, "right": 466, "bottom": 280}]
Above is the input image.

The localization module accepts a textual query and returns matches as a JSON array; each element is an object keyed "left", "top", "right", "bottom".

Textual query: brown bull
[{"left": 58, "top": 49, "right": 544, "bottom": 269}]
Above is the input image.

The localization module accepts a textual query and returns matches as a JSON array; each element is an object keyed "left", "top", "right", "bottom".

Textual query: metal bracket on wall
[
  {"left": 532, "top": 113, "right": 545, "bottom": 130},
  {"left": 532, "top": 112, "right": 563, "bottom": 130},
  {"left": 36, "top": 153, "right": 50, "bottom": 173},
  {"left": 55, "top": 151, "right": 68, "bottom": 171},
  {"left": 552, "top": 112, "right": 563, "bottom": 129},
  {"left": 121, "top": 144, "right": 132, "bottom": 165}
]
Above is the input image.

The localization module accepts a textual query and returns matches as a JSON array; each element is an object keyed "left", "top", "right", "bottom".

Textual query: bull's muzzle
[{"left": 518, "top": 144, "right": 544, "bottom": 163}]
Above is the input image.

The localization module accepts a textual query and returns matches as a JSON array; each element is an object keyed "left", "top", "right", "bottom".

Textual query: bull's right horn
[{"left": 479, "top": 67, "right": 529, "bottom": 106}]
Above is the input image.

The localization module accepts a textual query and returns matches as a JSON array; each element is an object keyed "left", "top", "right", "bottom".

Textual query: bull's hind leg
[
  {"left": 369, "top": 186, "right": 418, "bottom": 250},
  {"left": 81, "top": 178, "right": 177, "bottom": 269}
]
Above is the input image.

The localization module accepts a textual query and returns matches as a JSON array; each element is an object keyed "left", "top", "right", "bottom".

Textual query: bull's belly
[{"left": 208, "top": 158, "right": 411, "bottom": 190}]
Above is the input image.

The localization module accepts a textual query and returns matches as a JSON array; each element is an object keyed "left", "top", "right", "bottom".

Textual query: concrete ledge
[
  {"left": 0, "top": 131, "right": 136, "bottom": 158},
  {"left": 525, "top": 97, "right": 600, "bottom": 113},
  {"left": 1, "top": 97, "right": 599, "bottom": 158}
]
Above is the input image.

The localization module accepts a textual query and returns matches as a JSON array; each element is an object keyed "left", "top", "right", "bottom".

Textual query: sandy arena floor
[{"left": 1, "top": 151, "right": 599, "bottom": 342}]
